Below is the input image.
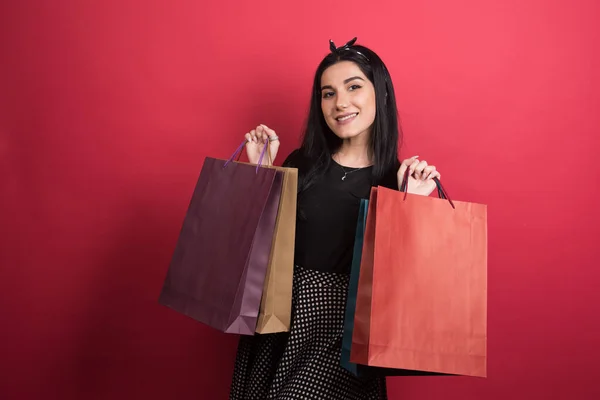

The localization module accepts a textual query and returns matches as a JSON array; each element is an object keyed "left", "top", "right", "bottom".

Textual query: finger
[
  {"left": 413, "top": 160, "right": 428, "bottom": 180},
  {"left": 398, "top": 157, "right": 417, "bottom": 181},
  {"left": 401, "top": 155, "right": 419, "bottom": 167},
  {"left": 408, "top": 159, "right": 420, "bottom": 177},
  {"left": 249, "top": 129, "right": 258, "bottom": 143},
  {"left": 398, "top": 162, "right": 408, "bottom": 177},
  {"left": 415, "top": 160, "right": 428, "bottom": 173},
  {"left": 254, "top": 127, "right": 264, "bottom": 144},
  {"left": 244, "top": 133, "right": 252, "bottom": 144},
  {"left": 423, "top": 165, "right": 437, "bottom": 180},
  {"left": 260, "top": 124, "right": 278, "bottom": 140},
  {"left": 398, "top": 156, "right": 420, "bottom": 189},
  {"left": 257, "top": 125, "right": 269, "bottom": 142}
]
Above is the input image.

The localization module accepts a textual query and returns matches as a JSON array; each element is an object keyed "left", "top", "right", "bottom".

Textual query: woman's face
[{"left": 320, "top": 61, "right": 376, "bottom": 141}]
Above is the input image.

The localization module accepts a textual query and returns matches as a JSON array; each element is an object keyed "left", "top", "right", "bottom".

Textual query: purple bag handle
[
  {"left": 223, "top": 140, "right": 269, "bottom": 173},
  {"left": 399, "top": 167, "right": 455, "bottom": 209}
]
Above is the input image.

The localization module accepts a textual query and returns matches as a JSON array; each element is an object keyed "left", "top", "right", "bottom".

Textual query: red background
[{"left": 2, "top": 0, "right": 599, "bottom": 399}]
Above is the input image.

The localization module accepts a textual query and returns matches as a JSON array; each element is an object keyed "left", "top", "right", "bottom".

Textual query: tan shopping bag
[{"left": 255, "top": 165, "right": 297, "bottom": 333}]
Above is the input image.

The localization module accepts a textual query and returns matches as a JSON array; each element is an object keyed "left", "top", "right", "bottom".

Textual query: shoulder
[
  {"left": 281, "top": 148, "right": 304, "bottom": 167},
  {"left": 282, "top": 148, "right": 316, "bottom": 171},
  {"left": 376, "top": 167, "right": 399, "bottom": 190}
]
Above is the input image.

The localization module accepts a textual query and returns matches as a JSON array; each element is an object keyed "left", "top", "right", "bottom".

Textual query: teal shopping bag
[{"left": 341, "top": 199, "right": 369, "bottom": 376}]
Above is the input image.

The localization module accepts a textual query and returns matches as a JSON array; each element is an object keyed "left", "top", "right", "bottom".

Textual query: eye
[
  {"left": 322, "top": 91, "right": 335, "bottom": 99},
  {"left": 349, "top": 84, "right": 362, "bottom": 91}
]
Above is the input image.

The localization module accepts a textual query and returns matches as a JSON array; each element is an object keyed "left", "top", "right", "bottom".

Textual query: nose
[{"left": 336, "top": 92, "right": 349, "bottom": 110}]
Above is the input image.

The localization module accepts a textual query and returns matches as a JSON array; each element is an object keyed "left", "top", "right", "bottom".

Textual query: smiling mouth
[{"left": 336, "top": 113, "right": 358, "bottom": 121}]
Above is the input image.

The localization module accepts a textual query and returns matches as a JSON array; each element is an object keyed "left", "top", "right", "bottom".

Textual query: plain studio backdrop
[{"left": 1, "top": 0, "right": 599, "bottom": 399}]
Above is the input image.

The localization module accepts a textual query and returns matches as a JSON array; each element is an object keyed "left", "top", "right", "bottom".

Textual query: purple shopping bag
[{"left": 159, "top": 142, "right": 283, "bottom": 335}]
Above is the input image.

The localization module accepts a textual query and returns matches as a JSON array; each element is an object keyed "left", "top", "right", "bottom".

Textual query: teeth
[{"left": 337, "top": 113, "right": 357, "bottom": 121}]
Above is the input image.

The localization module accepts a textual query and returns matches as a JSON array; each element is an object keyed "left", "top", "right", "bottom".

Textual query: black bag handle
[{"left": 399, "top": 167, "right": 455, "bottom": 209}]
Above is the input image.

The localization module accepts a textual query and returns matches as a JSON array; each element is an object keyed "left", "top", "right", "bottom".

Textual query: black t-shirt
[{"left": 283, "top": 149, "right": 398, "bottom": 275}]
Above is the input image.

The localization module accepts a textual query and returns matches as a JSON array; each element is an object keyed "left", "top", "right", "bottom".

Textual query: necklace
[
  {"left": 333, "top": 154, "right": 370, "bottom": 181},
  {"left": 339, "top": 165, "right": 363, "bottom": 181}
]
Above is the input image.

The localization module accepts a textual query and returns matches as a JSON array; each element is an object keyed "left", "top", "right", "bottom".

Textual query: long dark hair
[{"left": 284, "top": 38, "right": 402, "bottom": 194}]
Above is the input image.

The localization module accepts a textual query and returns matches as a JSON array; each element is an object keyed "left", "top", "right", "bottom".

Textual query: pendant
[{"left": 342, "top": 174, "right": 347, "bottom": 181}]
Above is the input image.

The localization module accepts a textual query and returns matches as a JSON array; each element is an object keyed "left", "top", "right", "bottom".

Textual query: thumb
[{"left": 397, "top": 156, "right": 417, "bottom": 190}]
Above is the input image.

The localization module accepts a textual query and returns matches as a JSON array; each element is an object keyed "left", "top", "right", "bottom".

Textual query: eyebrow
[{"left": 320, "top": 76, "right": 365, "bottom": 91}]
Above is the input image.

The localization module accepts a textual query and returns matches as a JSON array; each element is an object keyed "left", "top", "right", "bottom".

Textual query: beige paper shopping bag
[{"left": 254, "top": 165, "right": 297, "bottom": 333}]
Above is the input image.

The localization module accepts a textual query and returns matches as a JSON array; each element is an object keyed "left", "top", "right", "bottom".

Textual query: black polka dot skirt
[{"left": 229, "top": 266, "right": 387, "bottom": 400}]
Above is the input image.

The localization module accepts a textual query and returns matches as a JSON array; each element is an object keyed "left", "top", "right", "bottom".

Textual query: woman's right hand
[{"left": 244, "top": 124, "right": 280, "bottom": 166}]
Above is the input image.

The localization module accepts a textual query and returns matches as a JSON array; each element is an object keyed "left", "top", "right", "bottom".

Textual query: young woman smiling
[{"left": 229, "top": 37, "right": 441, "bottom": 400}]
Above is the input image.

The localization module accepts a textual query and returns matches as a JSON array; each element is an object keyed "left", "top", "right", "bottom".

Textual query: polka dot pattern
[{"left": 229, "top": 266, "right": 387, "bottom": 399}]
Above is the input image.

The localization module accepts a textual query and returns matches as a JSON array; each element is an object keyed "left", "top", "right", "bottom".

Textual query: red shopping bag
[{"left": 351, "top": 177, "right": 487, "bottom": 377}]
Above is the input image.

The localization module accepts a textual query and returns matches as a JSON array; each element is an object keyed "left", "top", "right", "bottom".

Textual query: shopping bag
[
  {"left": 233, "top": 152, "right": 298, "bottom": 334},
  {"left": 344, "top": 197, "right": 444, "bottom": 378},
  {"left": 254, "top": 164, "right": 297, "bottom": 334},
  {"left": 158, "top": 142, "right": 283, "bottom": 335},
  {"left": 341, "top": 199, "right": 369, "bottom": 376},
  {"left": 351, "top": 175, "right": 487, "bottom": 377}
]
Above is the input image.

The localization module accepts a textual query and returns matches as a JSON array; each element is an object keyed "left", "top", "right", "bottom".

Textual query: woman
[{"left": 229, "top": 38, "right": 441, "bottom": 400}]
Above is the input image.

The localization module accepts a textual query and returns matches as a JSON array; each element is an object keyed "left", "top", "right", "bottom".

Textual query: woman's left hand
[{"left": 397, "top": 156, "right": 441, "bottom": 196}]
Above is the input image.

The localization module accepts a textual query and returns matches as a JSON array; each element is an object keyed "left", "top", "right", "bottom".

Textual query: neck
[{"left": 334, "top": 134, "right": 372, "bottom": 168}]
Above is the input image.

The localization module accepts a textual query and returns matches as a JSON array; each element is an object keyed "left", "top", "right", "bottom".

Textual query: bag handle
[
  {"left": 399, "top": 167, "right": 455, "bottom": 209},
  {"left": 223, "top": 140, "right": 270, "bottom": 173}
]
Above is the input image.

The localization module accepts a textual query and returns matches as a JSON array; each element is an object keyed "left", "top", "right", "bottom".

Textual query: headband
[{"left": 329, "top": 37, "right": 370, "bottom": 61}]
